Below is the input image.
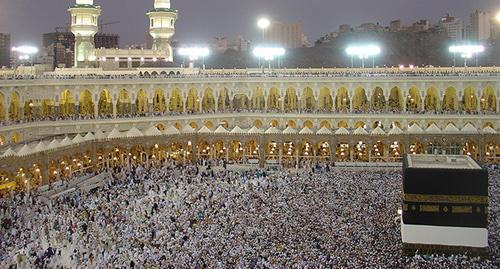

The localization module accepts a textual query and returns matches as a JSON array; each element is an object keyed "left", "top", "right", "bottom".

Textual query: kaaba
[{"left": 401, "top": 154, "right": 489, "bottom": 255}]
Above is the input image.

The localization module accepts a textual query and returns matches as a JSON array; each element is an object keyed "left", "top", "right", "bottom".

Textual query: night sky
[{"left": 0, "top": 0, "right": 498, "bottom": 46}]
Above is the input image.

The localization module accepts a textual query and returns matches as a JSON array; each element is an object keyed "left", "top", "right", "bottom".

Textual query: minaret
[
  {"left": 147, "top": 0, "right": 178, "bottom": 61},
  {"left": 68, "top": 0, "right": 101, "bottom": 68}
]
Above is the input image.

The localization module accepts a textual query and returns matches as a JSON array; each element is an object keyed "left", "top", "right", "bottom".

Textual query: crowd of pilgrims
[{"left": 0, "top": 162, "right": 498, "bottom": 268}]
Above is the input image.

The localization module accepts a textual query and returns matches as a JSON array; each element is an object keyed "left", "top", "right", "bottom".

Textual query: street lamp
[
  {"left": 253, "top": 47, "right": 285, "bottom": 69},
  {"left": 178, "top": 47, "right": 210, "bottom": 69},
  {"left": 257, "top": 18, "right": 271, "bottom": 42},
  {"left": 496, "top": 11, "right": 500, "bottom": 22},
  {"left": 345, "top": 45, "right": 381, "bottom": 68},
  {"left": 449, "top": 44, "right": 485, "bottom": 67}
]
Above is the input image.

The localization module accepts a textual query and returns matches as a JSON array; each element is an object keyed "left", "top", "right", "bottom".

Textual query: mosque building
[{"left": 0, "top": 0, "right": 498, "bottom": 193}]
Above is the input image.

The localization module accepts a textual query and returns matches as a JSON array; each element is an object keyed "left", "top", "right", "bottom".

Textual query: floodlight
[
  {"left": 12, "top": 46, "right": 38, "bottom": 54},
  {"left": 178, "top": 47, "right": 210, "bottom": 61},
  {"left": 449, "top": 45, "right": 484, "bottom": 54},
  {"left": 496, "top": 11, "right": 500, "bottom": 22},
  {"left": 449, "top": 44, "right": 485, "bottom": 67},
  {"left": 257, "top": 18, "right": 271, "bottom": 30},
  {"left": 345, "top": 44, "right": 381, "bottom": 68},
  {"left": 345, "top": 45, "right": 381, "bottom": 58},
  {"left": 253, "top": 47, "right": 285, "bottom": 61}
]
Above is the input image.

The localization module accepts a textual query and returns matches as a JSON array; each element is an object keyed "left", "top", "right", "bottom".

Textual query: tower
[
  {"left": 68, "top": 0, "right": 101, "bottom": 68},
  {"left": 147, "top": 0, "right": 178, "bottom": 61}
]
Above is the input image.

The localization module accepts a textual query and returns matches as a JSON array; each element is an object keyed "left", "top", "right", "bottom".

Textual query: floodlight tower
[
  {"left": 68, "top": 0, "right": 101, "bottom": 68},
  {"left": 147, "top": 0, "right": 178, "bottom": 62}
]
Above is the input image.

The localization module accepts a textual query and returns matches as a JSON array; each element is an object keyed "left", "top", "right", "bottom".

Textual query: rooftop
[{"left": 406, "top": 155, "right": 482, "bottom": 170}]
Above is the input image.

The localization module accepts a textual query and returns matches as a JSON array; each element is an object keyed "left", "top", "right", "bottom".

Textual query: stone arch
[
  {"left": 372, "top": 121, "right": 384, "bottom": 129},
  {"left": 301, "top": 87, "right": 316, "bottom": 111},
  {"left": 79, "top": 89, "right": 94, "bottom": 116},
  {"left": 287, "top": 120, "right": 297, "bottom": 128},
  {"left": 98, "top": 89, "right": 113, "bottom": 116},
  {"left": 406, "top": 87, "right": 422, "bottom": 112},
  {"left": 303, "top": 120, "right": 313, "bottom": 129},
  {"left": 284, "top": 87, "right": 298, "bottom": 112},
  {"left": 117, "top": 89, "right": 131, "bottom": 115},
  {"left": 461, "top": 87, "right": 478, "bottom": 112},
  {"left": 232, "top": 94, "right": 249, "bottom": 111},
  {"left": 253, "top": 119, "right": 263, "bottom": 128},
  {"left": 425, "top": 87, "right": 439, "bottom": 112},
  {"left": 185, "top": 88, "right": 199, "bottom": 113},
  {"left": 370, "top": 87, "right": 386, "bottom": 111},
  {"left": 153, "top": 89, "right": 166, "bottom": 113},
  {"left": 155, "top": 123, "right": 165, "bottom": 131},
  {"left": 23, "top": 99, "right": 34, "bottom": 119},
  {"left": 480, "top": 86, "right": 497, "bottom": 112},
  {"left": 267, "top": 87, "right": 281, "bottom": 111},
  {"left": 0, "top": 92, "right": 4, "bottom": 121},
  {"left": 41, "top": 99, "right": 55, "bottom": 118},
  {"left": 59, "top": 90, "right": 75, "bottom": 117},
  {"left": 10, "top": 132, "right": 20, "bottom": 144},
  {"left": 355, "top": 121, "right": 366, "bottom": 129},
  {"left": 251, "top": 87, "right": 265, "bottom": 110},
  {"left": 135, "top": 89, "right": 149, "bottom": 114},
  {"left": 202, "top": 88, "right": 216, "bottom": 112},
  {"left": 320, "top": 121, "right": 331, "bottom": 129},
  {"left": 335, "top": 87, "right": 350, "bottom": 112},
  {"left": 169, "top": 88, "right": 183, "bottom": 112},
  {"left": 352, "top": 87, "right": 368, "bottom": 112},
  {"left": 217, "top": 88, "right": 230, "bottom": 111},
  {"left": 189, "top": 122, "right": 199, "bottom": 129},
  {"left": 204, "top": 121, "right": 214, "bottom": 129},
  {"left": 388, "top": 87, "right": 403, "bottom": 112},
  {"left": 442, "top": 87, "right": 457, "bottom": 111},
  {"left": 318, "top": 87, "right": 333, "bottom": 112},
  {"left": 337, "top": 120, "right": 348, "bottom": 128},
  {"left": 269, "top": 119, "right": 279, "bottom": 128}
]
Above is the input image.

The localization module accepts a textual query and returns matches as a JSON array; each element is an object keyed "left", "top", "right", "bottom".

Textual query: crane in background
[{"left": 99, "top": 20, "right": 120, "bottom": 33}]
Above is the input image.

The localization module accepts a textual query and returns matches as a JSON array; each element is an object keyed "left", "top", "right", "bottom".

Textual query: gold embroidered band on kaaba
[{"left": 403, "top": 194, "right": 488, "bottom": 204}]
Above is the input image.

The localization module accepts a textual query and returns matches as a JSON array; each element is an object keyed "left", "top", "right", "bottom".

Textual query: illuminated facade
[
  {"left": 0, "top": 67, "right": 499, "bottom": 192},
  {"left": 69, "top": 0, "right": 177, "bottom": 69}
]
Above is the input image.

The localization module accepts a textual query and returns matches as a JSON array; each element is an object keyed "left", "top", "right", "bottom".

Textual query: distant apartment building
[
  {"left": 264, "top": 21, "right": 304, "bottom": 48},
  {"left": 212, "top": 37, "right": 229, "bottom": 54},
  {"left": 42, "top": 31, "right": 119, "bottom": 69},
  {"left": 95, "top": 33, "right": 119, "bottom": 49},
  {"left": 411, "top": 20, "right": 431, "bottom": 32},
  {"left": 389, "top": 20, "right": 402, "bottom": 32},
  {"left": 339, "top": 24, "right": 351, "bottom": 34},
  {"left": 470, "top": 10, "right": 491, "bottom": 41},
  {"left": 210, "top": 35, "right": 250, "bottom": 54},
  {"left": 0, "top": 33, "right": 11, "bottom": 68},
  {"left": 439, "top": 14, "right": 464, "bottom": 40}
]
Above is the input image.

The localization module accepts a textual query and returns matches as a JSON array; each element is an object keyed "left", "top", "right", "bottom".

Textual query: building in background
[
  {"left": 0, "top": 33, "right": 11, "bottom": 68},
  {"left": 95, "top": 33, "right": 119, "bottom": 49},
  {"left": 439, "top": 14, "right": 464, "bottom": 41},
  {"left": 211, "top": 37, "right": 229, "bottom": 54},
  {"left": 411, "top": 20, "right": 431, "bottom": 32},
  {"left": 264, "top": 21, "right": 304, "bottom": 48},
  {"left": 339, "top": 24, "right": 351, "bottom": 34},
  {"left": 470, "top": 10, "right": 491, "bottom": 41},
  {"left": 389, "top": 20, "right": 402, "bottom": 32},
  {"left": 42, "top": 31, "right": 119, "bottom": 69}
]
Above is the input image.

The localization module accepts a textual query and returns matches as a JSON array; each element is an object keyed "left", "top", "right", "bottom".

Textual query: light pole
[
  {"left": 178, "top": 47, "right": 210, "bottom": 69},
  {"left": 345, "top": 45, "right": 381, "bottom": 68},
  {"left": 449, "top": 45, "right": 484, "bottom": 67},
  {"left": 253, "top": 47, "right": 285, "bottom": 71}
]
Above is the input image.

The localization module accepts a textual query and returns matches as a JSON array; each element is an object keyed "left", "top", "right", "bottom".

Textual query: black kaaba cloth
[{"left": 402, "top": 155, "right": 488, "bottom": 228}]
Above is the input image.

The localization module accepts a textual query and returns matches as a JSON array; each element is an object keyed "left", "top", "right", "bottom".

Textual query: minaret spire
[{"left": 147, "top": 0, "right": 178, "bottom": 61}]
